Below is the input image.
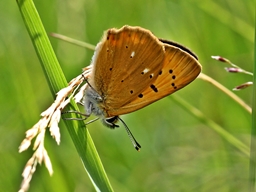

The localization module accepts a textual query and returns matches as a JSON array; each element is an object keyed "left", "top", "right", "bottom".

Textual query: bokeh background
[{"left": 1, "top": 0, "right": 254, "bottom": 191}]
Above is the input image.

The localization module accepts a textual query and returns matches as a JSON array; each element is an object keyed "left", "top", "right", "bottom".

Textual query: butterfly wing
[
  {"left": 89, "top": 26, "right": 165, "bottom": 116},
  {"left": 107, "top": 42, "right": 202, "bottom": 116}
]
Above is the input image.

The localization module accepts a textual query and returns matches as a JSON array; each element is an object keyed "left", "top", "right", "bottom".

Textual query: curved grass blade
[{"left": 16, "top": 0, "right": 113, "bottom": 191}]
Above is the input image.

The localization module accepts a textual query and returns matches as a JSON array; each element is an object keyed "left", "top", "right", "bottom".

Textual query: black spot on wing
[
  {"left": 150, "top": 84, "right": 158, "bottom": 92},
  {"left": 171, "top": 83, "right": 177, "bottom": 89}
]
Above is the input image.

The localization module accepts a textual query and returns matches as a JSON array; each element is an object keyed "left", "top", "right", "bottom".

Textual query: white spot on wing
[
  {"left": 130, "top": 51, "right": 135, "bottom": 58},
  {"left": 142, "top": 68, "right": 150, "bottom": 74}
]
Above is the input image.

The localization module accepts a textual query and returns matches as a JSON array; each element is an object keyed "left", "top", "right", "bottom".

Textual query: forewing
[{"left": 89, "top": 26, "right": 165, "bottom": 115}]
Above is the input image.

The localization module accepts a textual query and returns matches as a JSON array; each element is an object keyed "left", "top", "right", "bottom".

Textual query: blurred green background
[{"left": 1, "top": 0, "right": 254, "bottom": 191}]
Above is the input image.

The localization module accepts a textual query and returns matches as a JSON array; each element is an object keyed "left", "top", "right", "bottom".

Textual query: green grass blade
[{"left": 16, "top": 0, "right": 113, "bottom": 191}]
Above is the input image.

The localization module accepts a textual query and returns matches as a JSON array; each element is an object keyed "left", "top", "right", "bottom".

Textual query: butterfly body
[{"left": 83, "top": 25, "right": 201, "bottom": 128}]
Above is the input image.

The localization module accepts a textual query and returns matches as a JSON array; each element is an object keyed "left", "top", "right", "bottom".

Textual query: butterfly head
[{"left": 84, "top": 85, "right": 120, "bottom": 128}]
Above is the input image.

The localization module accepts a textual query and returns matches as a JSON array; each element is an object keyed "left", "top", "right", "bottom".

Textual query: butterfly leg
[{"left": 62, "top": 110, "right": 90, "bottom": 121}]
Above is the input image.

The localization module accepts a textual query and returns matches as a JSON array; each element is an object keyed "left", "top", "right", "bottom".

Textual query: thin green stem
[
  {"left": 198, "top": 73, "right": 252, "bottom": 113},
  {"left": 50, "top": 33, "right": 96, "bottom": 51},
  {"left": 171, "top": 95, "right": 249, "bottom": 157}
]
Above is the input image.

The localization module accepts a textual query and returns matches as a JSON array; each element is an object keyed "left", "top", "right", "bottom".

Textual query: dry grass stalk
[{"left": 18, "top": 65, "right": 92, "bottom": 192}]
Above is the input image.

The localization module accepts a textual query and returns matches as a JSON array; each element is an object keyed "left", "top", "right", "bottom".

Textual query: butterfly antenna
[
  {"left": 82, "top": 75, "right": 98, "bottom": 94},
  {"left": 117, "top": 117, "right": 141, "bottom": 151}
]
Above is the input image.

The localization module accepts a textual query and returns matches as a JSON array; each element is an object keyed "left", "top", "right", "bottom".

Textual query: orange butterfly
[{"left": 83, "top": 26, "right": 201, "bottom": 150}]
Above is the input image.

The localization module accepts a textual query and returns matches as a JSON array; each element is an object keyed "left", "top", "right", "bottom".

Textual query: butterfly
[{"left": 83, "top": 25, "right": 201, "bottom": 150}]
